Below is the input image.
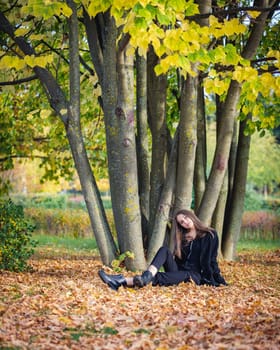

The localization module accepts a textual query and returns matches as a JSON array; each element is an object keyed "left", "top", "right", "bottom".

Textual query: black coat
[{"left": 175, "top": 230, "right": 226, "bottom": 286}]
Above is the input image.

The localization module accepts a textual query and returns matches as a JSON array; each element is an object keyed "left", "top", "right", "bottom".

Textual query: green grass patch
[
  {"left": 32, "top": 234, "right": 98, "bottom": 257},
  {"left": 237, "top": 239, "right": 280, "bottom": 251},
  {"left": 32, "top": 234, "right": 279, "bottom": 259}
]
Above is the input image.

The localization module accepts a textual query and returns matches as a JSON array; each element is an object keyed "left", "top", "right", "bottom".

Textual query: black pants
[{"left": 150, "top": 246, "right": 192, "bottom": 286}]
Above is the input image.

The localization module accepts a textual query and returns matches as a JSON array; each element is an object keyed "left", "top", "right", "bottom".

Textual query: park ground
[{"left": 0, "top": 247, "right": 279, "bottom": 350}]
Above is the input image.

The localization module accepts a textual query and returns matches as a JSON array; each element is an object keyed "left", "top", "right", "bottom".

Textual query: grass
[
  {"left": 32, "top": 234, "right": 280, "bottom": 258},
  {"left": 237, "top": 239, "right": 280, "bottom": 251},
  {"left": 32, "top": 234, "right": 99, "bottom": 257}
]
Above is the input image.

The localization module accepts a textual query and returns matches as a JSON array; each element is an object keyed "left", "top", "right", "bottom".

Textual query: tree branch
[{"left": 0, "top": 75, "right": 38, "bottom": 86}]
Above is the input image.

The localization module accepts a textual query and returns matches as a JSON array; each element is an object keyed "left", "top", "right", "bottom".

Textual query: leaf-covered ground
[{"left": 0, "top": 249, "right": 279, "bottom": 350}]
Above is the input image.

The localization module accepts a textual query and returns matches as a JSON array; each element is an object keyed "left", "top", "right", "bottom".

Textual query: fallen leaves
[{"left": 0, "top": 250, "right": 279, "bottom": 349}]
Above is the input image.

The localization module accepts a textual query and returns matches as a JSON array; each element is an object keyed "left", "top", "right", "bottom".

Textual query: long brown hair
[{"left": 173, "top": 209, "right": 214, "bottom": 259}]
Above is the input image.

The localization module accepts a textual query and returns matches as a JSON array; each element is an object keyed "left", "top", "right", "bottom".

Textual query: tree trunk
[
  {"left": 101, "top": 16, "right": 146, "bottom": 269},
  {"left": 194, "top": 82, "right": 207, "bottom": 211},
  {"left": 212, "top": 172, "right": 228, "bottom": 256},
  {"left": 147, "top": 47, "right": 168, "bottom": 235},
  {"left": 222, "top": 116, "right": 252, "bottom": 260},
  {"left": 147, "top": 129, "right": 179, "bottom": 264},
  {"left": 136, "top": 52, "right": 150, "bottom": 244},
  {"left": 174, "top": 73, "right": 198, "bottom": 211},
  {"left": 198, "top": 80, "right": 241, "bottom": 224}
]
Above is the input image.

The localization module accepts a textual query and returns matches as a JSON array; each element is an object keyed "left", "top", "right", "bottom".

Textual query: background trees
[{"left": 0, "top": 0, "right": 279, "bottom": 268}]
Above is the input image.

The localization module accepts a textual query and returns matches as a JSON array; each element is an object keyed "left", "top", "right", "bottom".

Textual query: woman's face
[{"left": 176, "top": 214, "right": 196, "bottom": 241}]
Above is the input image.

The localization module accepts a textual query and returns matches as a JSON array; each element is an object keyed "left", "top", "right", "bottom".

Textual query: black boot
[
  {"left": 213, "top": 273, "right": 228, "bottom": 286},
  {"left": 133, "top": 270, "right": 153, "bottom": 288},
  {"left": 98, "top": 269, "right": 127, "bottom": 291}
]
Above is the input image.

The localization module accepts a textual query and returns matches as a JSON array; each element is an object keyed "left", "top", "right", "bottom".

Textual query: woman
[{"left": 98, "top": 209, "right": 227, "bottom": 291}]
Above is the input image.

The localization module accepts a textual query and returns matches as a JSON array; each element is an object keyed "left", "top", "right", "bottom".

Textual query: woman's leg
[
  {"left": 152, "top": 271, "right": 191, "bottom": 286},
  {"left": 149, "top": 246, "right": 179, "bottom": 272},
  {"left": 99, "top": 246, "right": 181, "bottom": 290},
  {"left": 134, "top": 246, "right": 179, "bottom": 287}
]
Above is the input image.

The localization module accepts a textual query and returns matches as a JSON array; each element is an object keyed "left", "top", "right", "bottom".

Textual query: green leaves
[
  {"left": 21, "top": 0, "right": 72, "bottom": 20},
  {"left": 0, "top": 199, "right": 37, "bottom": 272}
]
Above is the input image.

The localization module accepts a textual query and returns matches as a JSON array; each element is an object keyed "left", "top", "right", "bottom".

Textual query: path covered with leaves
[{"left": 0, "top": 249, "right": 279, "bottom": 349}]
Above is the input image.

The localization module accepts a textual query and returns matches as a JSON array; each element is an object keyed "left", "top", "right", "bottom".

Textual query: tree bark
[
  {"left": 194, "top": 82, "right": 207, "bottom": 211},
  {"left": 116, "top": 41, "right": 146, "bottom": 269},
  {"left": 136, "top": 52, "right": 150, "bottom": 244},
  {"left": 212, "top": 172, "right": 228, "bottom": 256},
  {"left": 193, "top": 0, "right": 211, "bottom": 212},
  {"left": 174, "top": 74, "right": 198, "bottom": 211},
  {"left": 222, "top": 116, "right": 252, "bottom": 259},
  {"left": 147, "top": 129, "right": 179, "bottom": 264},
  {"left": 198, "top": 80, "right": 241, "bottom": 224},
  {"left": 147, "top": 47, "right": 168, "bottom": 236}
]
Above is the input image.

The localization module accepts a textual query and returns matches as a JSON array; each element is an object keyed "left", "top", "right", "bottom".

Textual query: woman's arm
[
  {"left": 200, "top": 231, "right": 227, "bottom": 286},
  {"left": 199, "top": 233, "right": 219, "bottom": 286}
]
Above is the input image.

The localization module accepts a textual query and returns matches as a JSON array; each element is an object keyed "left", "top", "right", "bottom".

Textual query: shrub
[
  {"left": 25, "top": 207, "right": 115, "bottom": 238},
  {"left": 263, "top": 197, "right": 280, "bottom": 213},
  {"left": 241, "top": 211, "right": 280, "bottom": 240},
  {"left": 14, "top": 194, "right": 68, "bottom": 209},
  {"left": 25, "top": 207, "right": 93, "bottom": 238},
  {"left": 0, "top": 199, "right": 37, "bottom": 272},
  {"left": 244, "top": 187, "right": 266, "bottom": 211}
]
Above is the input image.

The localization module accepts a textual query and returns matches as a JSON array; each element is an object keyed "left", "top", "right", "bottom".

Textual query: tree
[
  {"left": 248, "top": 132, "right": 280, "bottom": 195},
  {"left": 0, "top": 0, "right": 279, "bottom": 267}
]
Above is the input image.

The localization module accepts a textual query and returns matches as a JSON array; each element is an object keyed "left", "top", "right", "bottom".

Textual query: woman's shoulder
[
  {"left": 199, "top": 229, "right": 217, "bottom": 241},
  {"left": 209, "top": 229, "right": 218, "bottom": 237}
]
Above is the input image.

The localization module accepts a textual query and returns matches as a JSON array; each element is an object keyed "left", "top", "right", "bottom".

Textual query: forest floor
[{"left": 0, "top": 248, "right": 279, "bottom": 350}]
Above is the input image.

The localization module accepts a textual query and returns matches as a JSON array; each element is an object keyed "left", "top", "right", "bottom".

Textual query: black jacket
[{"left": 175, "top": 230, "right": 227, "bottom": 286}]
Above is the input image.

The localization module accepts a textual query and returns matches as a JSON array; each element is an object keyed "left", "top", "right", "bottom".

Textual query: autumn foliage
[
  {"left": 242, "top": 211, "right": 280, "bottom": 240},
  {"left": 0, "top": 249, "right": 279, "bottom": 349},
  {"left": 0, "top": 200, "right": 36, "bottom": 272}
]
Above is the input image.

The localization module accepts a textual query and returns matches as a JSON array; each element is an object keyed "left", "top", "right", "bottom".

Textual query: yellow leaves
[
  {"left": 113, "top": 0, "right": 137, "bottom": 11},
  {"left": 233, "top": 66, "right": 258, "bottom": 84},
  {"left": 29, "top": 33, "right": 45, "bottom": 41},
  {"left": 259, "top": 73, "right": 277, "bottom": 97},
  {"left": 204, "top": 74, "right": 230, "bottom": 96},
  {"left": 0, "top": 54, "right": 53, "bottom": 71},
  {"left": 238, "top": 69, "right": 278, "bottom": 125},
  {"left": 0, "top": 56, "right": 25, "bottom": 70},
  {"left": 267, "top": 50, "right": 280, "bottom": 70},
  {"left": 224, "top": 18, "right": 247, "bottom": 36},
  {"left": 209, "top": 16, "right": 246, "bottom": 38},
  {"left": 24, "top": 54, "right": 54, "bottom": 68},
  {"left": 86, "top": 0, "right": 112, "bottom": 18},
  {"left": 155, "top": 54, "right": 195, "bottom": 76},
  {"left": 155, "top": 54, "right": 179, "bottom": 75},
  {"left": 163, "top": 29, "right": 183, "bottom": 51},
  {"left": 275, "top": 76, "right": 280, "bottom": 96},
  {"left": 40, "top": 109, "right": 52, "bottom": 119},
  {"left": 247, "top": 10, "right": 261, "bottom": 19},
  {"left": 14, "top": 28, "right": 29, "bottom": 37},
  {"left": 21, "top": 0, "right": 72, "bottom": 20}
]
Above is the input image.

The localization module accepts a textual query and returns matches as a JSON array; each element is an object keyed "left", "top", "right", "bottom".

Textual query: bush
[
  {"left": 244, "top": 187, "right": 266, "bottom": 211},
  {"left": 0, "top": 199, "right": 37, "bottom": 272},
  {"left": 241, "top": 211, "right": 280, "bottom": 240},
  {"left": 263, "top": 197, "right": 280, "bottom": 213},
  {"left": 25, "top": 207, "right": 93, "bottom": 238},
  {"left": 24, "top": 207, "right": 115, "bottom": 238},
  {"left": 14, "top": 194, "right": 68, "bottom": 209}
]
